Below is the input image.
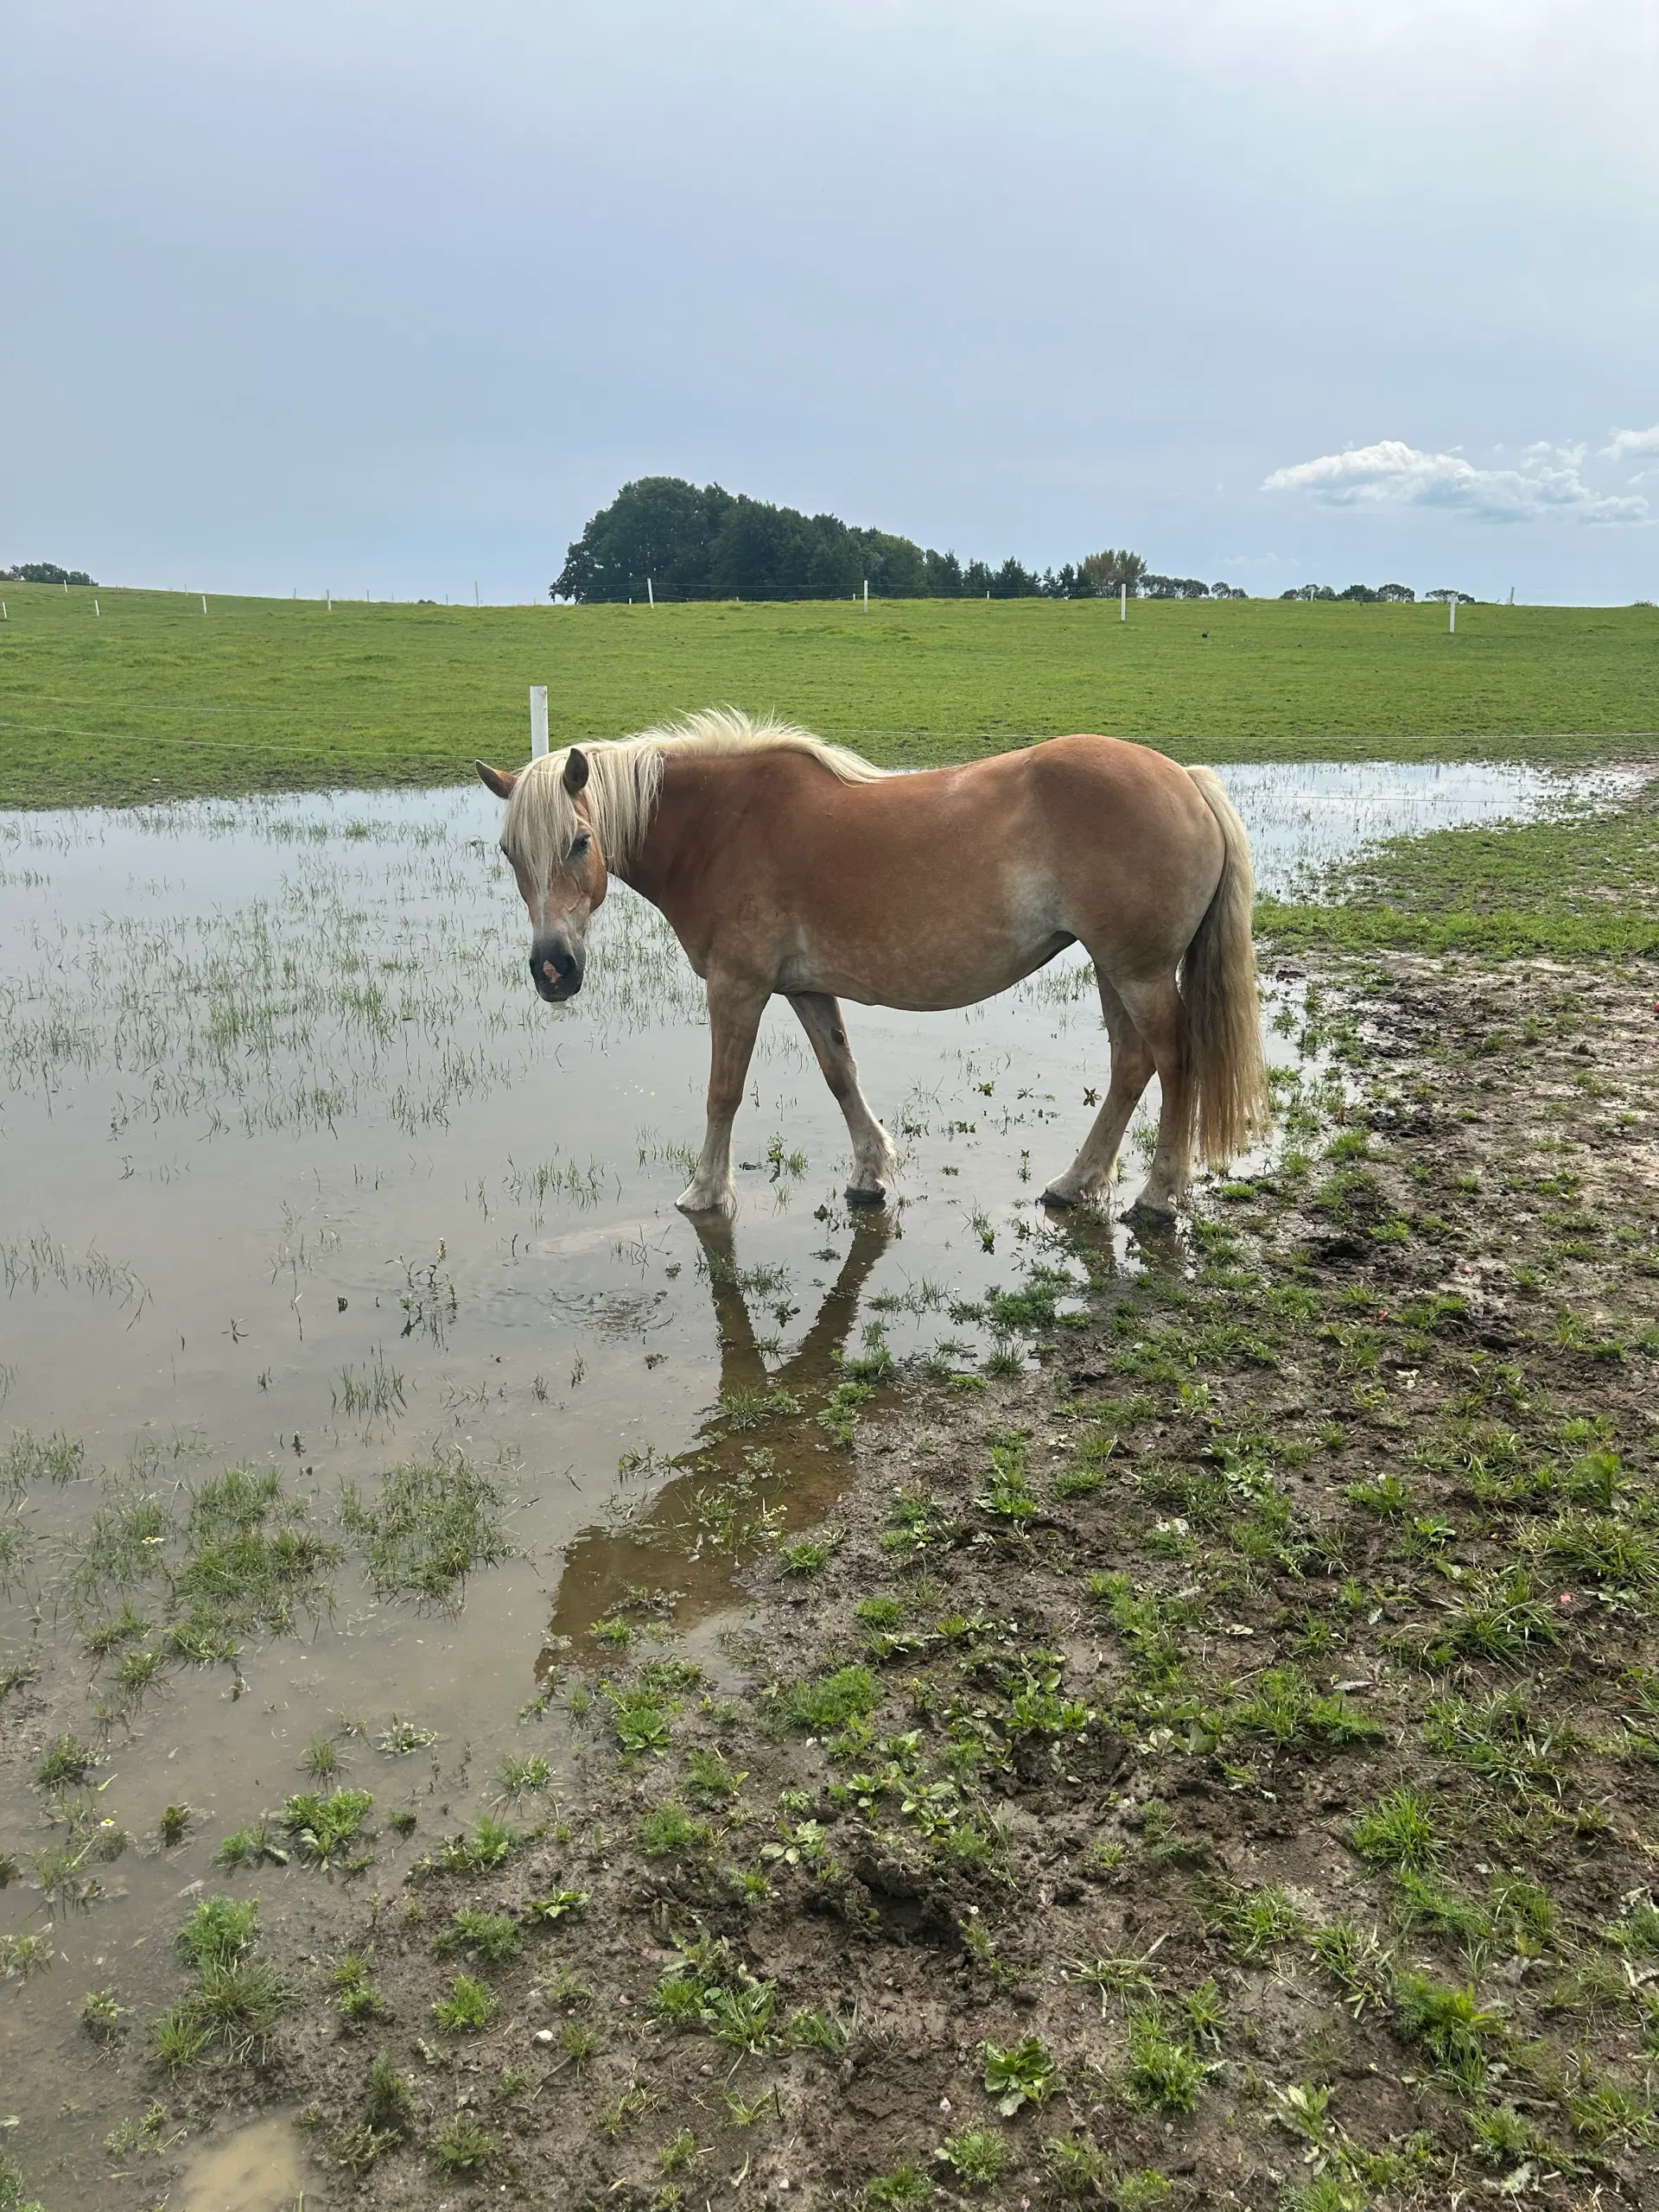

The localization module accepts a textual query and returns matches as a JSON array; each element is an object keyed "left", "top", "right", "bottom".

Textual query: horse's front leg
[
  {"left": 677, "top": 974, "right": 770, "bottom": 1217},
  {"left": 788, "top": 993, "right": 897, "bottom": 1205}
]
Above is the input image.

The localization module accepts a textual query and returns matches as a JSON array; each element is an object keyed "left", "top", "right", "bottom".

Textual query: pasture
[
  {"left": 0, "top": 592, "right": 1656, "bottom": 2212},
  {"left": 2, "top": 584, "right": 1657, "bottom": 808}
]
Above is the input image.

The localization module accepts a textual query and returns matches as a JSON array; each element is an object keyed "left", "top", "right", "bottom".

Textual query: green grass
[
  {"left": 1261, "top": 780, "right": 1659, "bottom": 958},
  {"left": 2, "top": 585, "right": 1656, "bottom": 807},
  {"left": 339, "top": 1454, "right": 512, "bottom": 1605}
]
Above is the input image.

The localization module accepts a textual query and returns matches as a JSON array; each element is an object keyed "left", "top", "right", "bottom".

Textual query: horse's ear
[
  {"left": 475, "top": 760, "right": 518, "bottom": 799},
  {"left": 563, "top": 747, "right": 589, "bottom": 796}
]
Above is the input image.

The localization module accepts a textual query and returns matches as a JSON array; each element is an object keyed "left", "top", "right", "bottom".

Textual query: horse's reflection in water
[{"left": 539, "top": 1211, "right": 896, "bottom": 1663}]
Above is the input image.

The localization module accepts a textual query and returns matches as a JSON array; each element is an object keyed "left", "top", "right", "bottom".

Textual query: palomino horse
[{"left": 476, "top": 709, "right": 1268, "bottom": 1220}]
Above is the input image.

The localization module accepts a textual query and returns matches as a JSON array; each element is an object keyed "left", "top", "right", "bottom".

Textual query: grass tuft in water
[{"left": 340, "top": 1453, "right": 512, "bottom": 1605}]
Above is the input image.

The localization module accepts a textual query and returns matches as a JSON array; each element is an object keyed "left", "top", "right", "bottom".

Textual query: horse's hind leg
[
  {"left": 677, "top": 974, "right": 769, "bottom": 1217},
  {"left": 788, "top": 993, "right": 897, "bottom": 1205},
  {"left": 1042, "top": 969, "right": 1155, "bottom": 1209},
  {"left": 1110, "top": 970, "right": 1193, "bottom": 1220}
]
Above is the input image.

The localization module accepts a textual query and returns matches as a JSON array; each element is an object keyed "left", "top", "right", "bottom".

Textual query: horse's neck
[{"left": 616, "top": 759, "right": 704, "bottom": 912}]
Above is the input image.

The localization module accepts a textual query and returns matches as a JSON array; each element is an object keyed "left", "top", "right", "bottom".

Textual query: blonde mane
[{"left": 499, "top": 706, "right": 886, "bottom": 881}]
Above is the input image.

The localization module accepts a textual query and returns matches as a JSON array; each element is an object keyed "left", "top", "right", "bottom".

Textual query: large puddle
[{"left": 0, "top": 757, "right": 1623, "bottom": 2202}]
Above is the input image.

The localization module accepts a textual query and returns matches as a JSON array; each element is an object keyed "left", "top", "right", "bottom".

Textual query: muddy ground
[{"left": 13, "top": 945, "right": 1659, "bottom": 2212}]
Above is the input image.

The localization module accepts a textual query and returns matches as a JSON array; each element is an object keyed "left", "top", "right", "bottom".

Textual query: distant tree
[
  {"left": 989, "top": 557, "right": 1040, "bottom": 598},
  {"left": 3, "top": 561, "right": 96, "bottom": 584},
  {"left": 553, "top": 477, "right": 733, "bottom": 601},
  {"left": 1211, "top": 582, "right": 1247, "bottom": 600},
  {"left": 1376, "top": 583, "right": 1415, "bottom": 602},
  {"left": 923, "top": 548, "right": 963, "bottom": 595},
  {"left": 552, "top": 481, "right": 1215, "bottom": 607},
  {"left": 1338, "top": 583, "right": 1379, "bottom": 602},
  {"left": 1144, "top": 575, "right": 1212, "bottom": 600},
  {"left": 1080, "top": 549, "right": 1147, "bottom": 597},
  {"left": 1424, "top": 588, "right": 1476, "bottom": 604},
  {"left": 1281, "top": 583, "right": 1337, "bottom": 601}
]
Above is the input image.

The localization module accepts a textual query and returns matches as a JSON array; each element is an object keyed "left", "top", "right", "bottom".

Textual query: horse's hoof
[
  {"left": 1040, "top": 1184, "right": 1077, "bottom": 1210},
  {"left": 845, "top": 1181, "right": 887, "bottom": 1207},
  {"left": 676, "top": 1185, "right": 734, "bottom": 1218},
  {"left": 1122, "top": 1196, "right": 1178, "bottom": 1228}
]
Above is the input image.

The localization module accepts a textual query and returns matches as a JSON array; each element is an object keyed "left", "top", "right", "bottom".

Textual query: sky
[{"left": 3, "top": 0, "right": 1656, "bottom": 604}]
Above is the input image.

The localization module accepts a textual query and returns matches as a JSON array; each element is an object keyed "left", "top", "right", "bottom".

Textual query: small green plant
[
  {"left": 1043, "top": 2135, "right": 1109, "bottom": 2201},
  {"left": 1113, "top": 2176, "right": 1173, "bottom": 2212},
  {"left": 436, "top": 1812, "right": 520, "bottom": 1872},
  {"left": 449, "top": 1908, "right": 520, "bottom": 1964},
  {"left": 658, "top": 2129, "right": 700, "bottom": 2175},
  {"left": 685, "top": 1746, "right": 747, "bottom": 1802},
  {"left": 780, "top": 1537, "right": 831, "bottom": 1576},
  {"left": 975, "top": 1435, "right": 1039, "bottom": 1524},
  {"left": 281, "top": 1787, "right": 374, "bottom": 1869},
  {"left": 774, "top": 1663, "right": 879, "bottom": 1732},
  {"left": 1, "top": 1933, "right": 54, "bottom": 1980},
  {"left": 981, "top": 2033, "right": 1060, "bottom": 2114},
  {"left": 605, "top": 1684, "right": 674, "bottom": 1756},
  {"left": 598, "top": 2085, "right": 655, "bottom": 2140},
  {"left": 1392, "top": 1971, "right": 1505, "bottom": 2089},
  {"left": 1312, "top": 1922, "right": 1392, "bottom": 2016},
  {"left": 177, "top": 1895, "right": 258, "bottom": 1971},
  {"left": 638, "top": 1802, "right": 712, "bottom": 1859},
  {"left": 377, "top": 1715, "right": 439, "bottom": 1754},
  {"left": 1351, "top": 1785, "right": 1442, "bottom": 1872},
  {"left": 81, "top": 1986, "right": 124, "bottom": 2041},
  {"left": 0, "top": 2154, "right": 46, "bottom": 2212},
  {"left": 498, "top": 1751, "right": 550, "bottom": 1796},
  {"left": 863, "top": 2165, "right": 936, "bottom": 2209},
  {"left": 1214, "top": 1882, "right": 1306, "bottom": 1958},
  {"left": 214, "top": 1817, "right": 289, "bottom": 1871},
  {"left": 331, "top": 1953, "right": 386, "bottom": 2023},
  {"left": 432, "top": 1973, "right": 496, "bottom": 2033},
  {"left": 1119, "top": 2008, "right": 1206, "bottom": 2113},
  {"left": 524, "top": 1888, "right": 589, "bottom": 1924},
  {"left": 429, "top": 2111, "right": 494, "bottom": 2174},
  {"left": 937, "top": 2126, "right": 1006, "bottom": 2186},
  {"left": 158, "top": 1803, "right": 192, "bottom": 1847},
  {"left": 330, "top": 2054, "right": 412, "bottom": 2168},
  {"left": 302, "top": 1733, "right": 340, "bottom": 1779},
  {"left": 35, "top": 1732, "right": 99, "bottom": 1788},
  {"left": 340, "top": 1452, "right": 511, "bottom": 1604},
  {"left": 155, "top": 1947, "right": 284, "bottom": 2069},
  {"left": 1053, "top": 1467, "right": 1104, "bottom": 1499},
  {"left": 785, "top": 2005, "right": 851, "bottom": 2053},
  {"left": 1467, "top": 2102, "right": 1553, "bottom": 2167}
]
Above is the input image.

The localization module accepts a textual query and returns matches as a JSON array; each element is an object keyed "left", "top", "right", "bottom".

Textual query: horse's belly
[{"left": 782, "top": 931, "right": 1074, "bottom": 1011}]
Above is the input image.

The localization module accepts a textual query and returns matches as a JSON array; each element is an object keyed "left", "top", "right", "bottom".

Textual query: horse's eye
[{"left": 571, "top": 835, "right": 590, "bottom": 857}]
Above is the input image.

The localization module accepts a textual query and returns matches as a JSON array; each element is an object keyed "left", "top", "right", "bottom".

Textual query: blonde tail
[{"left": 1181, "top": 767, "right": 1270, "bottom": 1165}]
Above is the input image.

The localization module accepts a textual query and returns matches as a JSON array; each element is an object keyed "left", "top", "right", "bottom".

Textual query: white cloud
[
  {"left": 1262, "top": 438, "right": 1648, "bottom": 524},
  {"left": 1605, "top": 424, "right": 1659, "bottom": 461}
]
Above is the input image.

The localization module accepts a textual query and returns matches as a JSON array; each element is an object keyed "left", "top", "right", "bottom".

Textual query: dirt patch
[{"left": 39, "top": 950, "right": 1659, "bottom": 2212}]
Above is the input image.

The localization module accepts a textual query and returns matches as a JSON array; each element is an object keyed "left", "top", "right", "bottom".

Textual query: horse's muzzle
[{"left": 530, "top": 942, "right": 583, "bottom": 1002}]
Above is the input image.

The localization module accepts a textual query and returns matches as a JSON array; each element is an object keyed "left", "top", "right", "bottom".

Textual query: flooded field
[{"left": 0, "top": 757, "right": 1624, "bottom": 2204}]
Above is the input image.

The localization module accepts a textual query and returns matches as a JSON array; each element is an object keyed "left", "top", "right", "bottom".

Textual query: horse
[{"left": 475, "top": 708, "right": 1268, "bottom": 1222}]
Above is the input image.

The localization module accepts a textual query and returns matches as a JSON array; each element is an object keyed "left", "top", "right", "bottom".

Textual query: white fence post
[
  {"left": 1120, "top": 583, "right": 1127, "bottom": 622},
  {"left": 863, "top": 578, "right": 868, "bottom": 610},
  {"left": 530, "top": 685, "right": 549, "bottom": 760},
  {"left": 1449, "top": 597, "right": 1456, "bottom": 633},
  {"left": 647, "top": 576, "right": 654, "bottom": 607}
]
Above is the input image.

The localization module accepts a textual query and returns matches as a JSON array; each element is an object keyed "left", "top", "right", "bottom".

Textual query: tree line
[
  {"left": 2, "top": 561, "right": 97, "bottom": 584},
  {"left": 550, "top": 480, "right": 1250, "bottom": 604}
]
